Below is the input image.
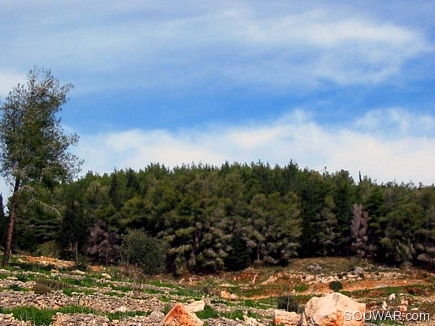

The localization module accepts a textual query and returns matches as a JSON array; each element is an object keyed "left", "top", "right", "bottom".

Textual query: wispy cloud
[
  {"left": 0, "top": 1, "right": 431, "bottom": 96},
  {"left": 73, "top": 108, "right": 435, "bottom": 186}
]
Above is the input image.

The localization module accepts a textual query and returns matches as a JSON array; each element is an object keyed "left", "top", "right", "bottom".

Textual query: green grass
[
  {"left": 144, "top": 288, "right": 163, "bottom": 294},
  {"left": 106, "top": 310, "right": 150, "bottom": 321},
  {"left": 148, "top": 280, "right": 179, "bottom": 288},
  {"left": 59, "top": 276, "right": 102, "bottom": 288},
  {"left": 1, "top": 306, "right": 56, "bottom": 326},
  {"left": 103, "top": 290, "right": 126, "bottom": 298},
  {"left": 247, "top": 310, "right": 262, "bottom": 319},
  {"left": 8, "top": 284, "right": 27, "bottom": 292},
  {"left": 196, "top": 305, "right": 220, "bottom": 319},
  {"left": 294, "top": 284, "right": 308, "bottom": 292},
  {"left": 173, "top": 287, "right": 203, "bottom": 299},
  {"left": 221, "top": 309, "right": 244, "bottom": 320},
  {"left": 115, "top": 285, "right": 134, "bottom": 292},
  {"left": 8, "top": 261, "right": 56, "bottom": 274},
  {"left": 0, "top": 305, "right": 150, "bottom": 325}
]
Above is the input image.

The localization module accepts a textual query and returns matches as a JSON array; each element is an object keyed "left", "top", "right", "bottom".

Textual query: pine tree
[{"left": 0, "top": 68, "right": 82, "bottom": 266}]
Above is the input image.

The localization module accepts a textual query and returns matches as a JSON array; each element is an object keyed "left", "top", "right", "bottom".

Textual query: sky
[{"left": 0, "top": 1, "right": 435, "bottom": 197}]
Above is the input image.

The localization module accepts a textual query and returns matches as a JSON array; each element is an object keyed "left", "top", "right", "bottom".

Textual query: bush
[
  {"left": 277, "top": 295, "right": 300, "bottom": 312},
  {"left": 329, "top": 281, "right": 343, "bottom": 292},
  {"left": 119, "top": 229, "right": 167, "bottom": 276},
  {"left": 32, "top": 282, "right": 52, "bottom": 295}
]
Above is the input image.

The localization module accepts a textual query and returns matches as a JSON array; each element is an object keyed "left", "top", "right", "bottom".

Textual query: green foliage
[
  {"left": 57, "top": 183, "right": 91, "bottom": 261},
  {"left": 294, "top": 284, "right": 308, "bottom": 292},
  {"left": 1, "top": 152, "right": 435, "bottom": 273},
  {"left": 0, "top": 67, "right": 82, "bottom": 266},
  {"left": 276, "top": 295, "right": 300, "bottom": 312},
  {"left": 225, "top": 232, "right": 251, "bottom": 271},
  {"left": 329, "top": 281, "right": 343, "bottom": 292},
  {"left": 119, "top": 228, "right": 167, "bottom": 275},
  {"left": 9, "top": 284, "right": 25, "bottom": 291}
]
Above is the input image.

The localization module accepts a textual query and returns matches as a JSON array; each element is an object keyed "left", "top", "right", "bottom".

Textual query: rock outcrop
[
  {"left": 186, "top": 300, "right": 205, "bottom": 313},
  {"left": 273, "top": 310, "right": 300, "bottom": 326},
  {"left": 299, "top": 293, "right": 365, "bottom": 326},
  {"left": 160, "top": 302, "right": 203, "bottom": 326}
]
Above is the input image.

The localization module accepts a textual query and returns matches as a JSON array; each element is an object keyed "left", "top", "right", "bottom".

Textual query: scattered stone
[
  {"left": 0, "top": 313, "right": 31, "bottom": 325},
  {"left": 381, "top": 301, "right": 387, "bottom": 310},
  {"left": 243, "top": 315, "right": 263, "bottom": 326},
  {"left": 388, "top": 293, "right": 395, "bottom": 301},
  {"left": 305, "top": 275, "right": 315, "bottom": 282},
  {"left": 352, "top": 267, "right": 364, "bottom": 275},
  {"left": 399, "top": 299, "right": 408, "bottom": 317},
  {"left": 71, "top": 269, "right": 86, "bottom": 275},
  {"left": 150, "top": 309, "right": 166, "bottom": 322},
  {"left": 116, "top": 305, "right": 128, "bottom": 312},
  {"left": 101, "top": 273, "right": 112, "bottom": 280},
  {"left": 307, "top": 263, "right": 322, "bottom": 272},
  {"left": 262, "top": 276, "right": 277, "bottom": 285},
  {"left": 220, "top": 290, "right": 238, "bottom": 300}
]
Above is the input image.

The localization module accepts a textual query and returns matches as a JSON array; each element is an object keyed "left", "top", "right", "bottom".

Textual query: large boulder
[
  {"left": 299, "top": 293, "right": 365, "bottom": 326},
  {"left": 160, "top": 302, "right": 203, "bottom": 326}
]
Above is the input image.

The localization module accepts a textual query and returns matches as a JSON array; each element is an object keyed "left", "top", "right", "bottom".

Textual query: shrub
[
  {"left": 276, "top": 295, "right": 300, "bottom": 312},
  {"left": 34, "top": 278, "right": 69, "bottom": 291},
  {"left": 118, "top": 229, "right": 167, "bottom": 276},
  {"left": 329, "top": 281, "right": 343, "bottom": 292},
  {"left": 32, "top": 282, "right": 52, "bottom": 295}
]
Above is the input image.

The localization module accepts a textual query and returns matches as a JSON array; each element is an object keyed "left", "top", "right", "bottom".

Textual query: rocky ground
[{"left": 0, "top": 256, "right": 434, "bottom": 325}]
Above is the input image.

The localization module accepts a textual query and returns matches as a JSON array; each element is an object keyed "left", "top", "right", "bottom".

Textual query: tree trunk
[{"left": 1, "top": 177, "right": 20, "bottom": 267}]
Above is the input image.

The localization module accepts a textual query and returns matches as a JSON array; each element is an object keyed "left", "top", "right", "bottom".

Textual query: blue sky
[{"left": 1, "top": 1, "right": 435, "bottom": 195}]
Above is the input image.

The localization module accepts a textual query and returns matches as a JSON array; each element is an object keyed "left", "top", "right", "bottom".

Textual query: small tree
[
  {"left": 0, "top": 67, "right": 82, "bottom": 266},
  {"left": 350, "top": 204, "right": 371, "bottom": 258},
  {"left": 119, "top": 229, "right": 167, "bottom": 276},
  {"left": 87, "top": 220, "right": 118, "bottom": 265}
]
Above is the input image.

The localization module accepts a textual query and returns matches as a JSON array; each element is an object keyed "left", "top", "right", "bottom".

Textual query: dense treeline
[{"left": 2, "top": 161, "right": 435, "bottom": 274}]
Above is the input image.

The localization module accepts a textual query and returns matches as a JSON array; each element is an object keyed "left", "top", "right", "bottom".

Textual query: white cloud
[
  {"left": 0, "top": 70, "right": 27, "bottom": 97},
  {"left": 353, "top": 108, "right": 435, "bottom": 137},
  {"left": 0, "top": 108, "right": 433, "bottom": 200},
  {"left": 73, "top": 108, "right": 435, "bottom": 186}
]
